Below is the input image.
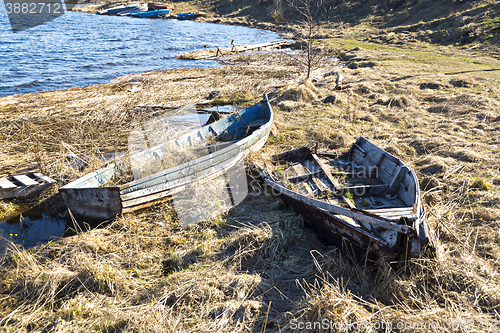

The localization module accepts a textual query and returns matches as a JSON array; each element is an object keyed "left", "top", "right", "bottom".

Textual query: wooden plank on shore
[
  {"left": 13, "top": 175, "right": 39, "bottom": 187},
  {"left": 176, "top": 41, "right": 289, "bottom": 60},
  {"left": 0, "top": 178, "right": 17, "bottom": 190},
  {"left": 33, "top": 173, "right": 56, "bottom": 184}
]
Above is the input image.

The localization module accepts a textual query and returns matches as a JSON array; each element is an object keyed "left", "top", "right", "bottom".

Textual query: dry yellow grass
[{"left": 1, "top": 37, "right": 500, "bottom": 332}]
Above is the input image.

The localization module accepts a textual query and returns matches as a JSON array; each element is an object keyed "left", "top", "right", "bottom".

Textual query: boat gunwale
[
  {"left": 60, "top": 97, "right": 273, "bottom": 193},
  {"left": 121, "top": 102, "right": 272, "bottom": 193}
]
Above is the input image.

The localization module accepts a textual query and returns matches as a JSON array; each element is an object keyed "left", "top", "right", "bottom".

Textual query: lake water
[{"left": 0, "top": 10, "right": 284, "bottom": 97}]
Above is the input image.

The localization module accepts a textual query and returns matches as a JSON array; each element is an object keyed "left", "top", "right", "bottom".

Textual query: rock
[
  {"left": 207, "top": 91, "right": 220, "bottom": 100},
  {"left": 323, "top": 95, "right": 338, "bottom": 104},
  {"left": 347, "top": 62, "right": 358, "bottom": 69}
]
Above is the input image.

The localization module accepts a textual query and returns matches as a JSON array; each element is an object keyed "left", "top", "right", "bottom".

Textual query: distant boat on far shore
[
  {"left": 176, "top": 12, "right": 207, "bottom": 20},
  {"left": 131, "top": 9, "right": 171, "bottom": 18}
]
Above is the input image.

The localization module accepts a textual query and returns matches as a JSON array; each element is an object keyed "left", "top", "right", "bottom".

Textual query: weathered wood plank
[
  {"left": 0, "top": 178, "right": 17, "bottom": 190},
  {"left": 386, "top": 165, "right": 405, "bottom": 195},
  {"left": 365, "top": 207, "right": 417, "bottom": 222},
  {"left": 312, "top": 177, "right": 328, "bottom": 193},
  {"left": 288, "top": 171, "right": 322, "bottom": 183},
  {"left": 365, "top": 207, "right": 416, "bottom": 214},
  {"left": 311, "top": 153, "right": 341, "bottom": 191},
  {"left": 33, "top": 173, "right": 56, "bottom": 184},
  {"left": 13, "top": 175, "right": 39, "bottom": 187},
  {"left": 292, "top": 163, "right": 309, "bottom": 177}
]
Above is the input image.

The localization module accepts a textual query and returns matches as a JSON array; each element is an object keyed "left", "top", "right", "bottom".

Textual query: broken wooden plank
[
  {"left": 292, "top": 163, "right": 310, "bottom": 177},
  {"left": 33, "top": 173, "right": 56, "bottom": 184},
  {"left": 312, "top": 176, "right": 329, "bottom": 194},
  {"left": 311, "top": 153, "right": 342, "bottom": 191}
]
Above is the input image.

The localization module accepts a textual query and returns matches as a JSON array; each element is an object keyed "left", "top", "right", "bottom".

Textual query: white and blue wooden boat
[
  {"left": 97, "top": 5, "right": 126, "bottom": 15},
  {"left": 131, "top": 9, "right": 171, "bottom": 18},
  {"left": 117, "top": 4, "right": 148, "bottom": 16},
  {"left": 60, "top": 95, "right": 273, "bottom": 221},
  {"left": 260, "top": 137, "right": 432, "bottom": 260}
]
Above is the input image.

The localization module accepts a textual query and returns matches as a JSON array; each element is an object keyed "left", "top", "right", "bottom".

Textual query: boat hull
[
  {"left": 279, "top": 191, "right": 395, "bottom": 260},
  {"left": 60, "top": 96, "right": 273, "bottom": 221},
  {"left": 60, "top": 187, "right": 122, "bottom": 221},
  {"left": 176, "top": 12, "right": 206, "bottom": 20},
  {"left": 260, "top": 137, "right": 431, "bottom": 260},
  {"left": 265, "top": 178, "right": 414, "bottom": 261},
  {"left": 131, "top": 9, "right": 171, "bottom": 17}
]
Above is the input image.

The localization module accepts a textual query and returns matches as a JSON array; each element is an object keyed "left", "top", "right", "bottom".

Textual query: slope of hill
[{"left": 178, "top": 0, "right": 499, "bottom": 51}]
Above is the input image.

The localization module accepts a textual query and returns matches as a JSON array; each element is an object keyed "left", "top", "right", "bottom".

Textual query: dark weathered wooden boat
[
  {"left": 176, "top": 12, "right": 206, "bottom": 20},
  {"left": 97, "top": 5, "right": 126, "bottom": 15},
  {"left": 60, "top": 95, "right": 273, "bottom": 221},
  {"left": 147, "top": 3, "right": 173, "bottom": 10},
  {"left": 260, "top": 137, "right": 431, "bottom": 261},
  {"left": 0, "top": 172, "right": 56, "bottom": 199}
]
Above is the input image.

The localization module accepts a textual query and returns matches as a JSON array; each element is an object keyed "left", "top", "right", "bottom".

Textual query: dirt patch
[
  {"left": 449, "top": 77, "right": 474, "bottom": 88},
  {"left": 419, "top": 82, "right": 451, "bottom": 90}
]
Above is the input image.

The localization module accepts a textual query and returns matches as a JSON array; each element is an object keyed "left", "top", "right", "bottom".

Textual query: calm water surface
[{"left": 0, "top": 10, "right": 284, "bottom": 97}]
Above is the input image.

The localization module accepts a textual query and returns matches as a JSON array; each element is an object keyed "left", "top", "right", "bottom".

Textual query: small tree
[{"left": 287, "top": 0, "right": 325, "bottom": 79}]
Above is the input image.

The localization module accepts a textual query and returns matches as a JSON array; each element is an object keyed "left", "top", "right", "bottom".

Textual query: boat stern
[{"left": 60, "top": 187, "right": 122, "bottom": 221}]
